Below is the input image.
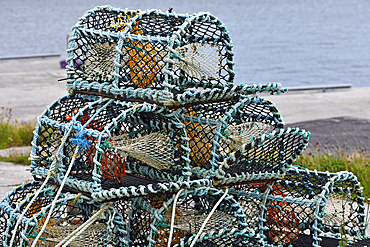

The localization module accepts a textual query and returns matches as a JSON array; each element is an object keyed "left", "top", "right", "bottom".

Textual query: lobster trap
[
  {"left": 0, "top": 181, "right": 127, "bottom": 247},
  {"left": 29, "top": 93, "right": 196, "bottom": 201},
  {"left": 66, "top": 5, "right": 285, "bottom": 106},
  {"left": 173, "top": 94, "right": 309, "bottom": 184},
  {"left": 2, "top": 4, "right": 369, "bottom": 247},
  {"left": 229, "top": 167, "right": 367, "bottom": 247},
  {"left": 127, "top": 187, "right": 255, "bottom": 247},
  {"left": 29, "top": 92, "right": 309, "bottom": 200}
]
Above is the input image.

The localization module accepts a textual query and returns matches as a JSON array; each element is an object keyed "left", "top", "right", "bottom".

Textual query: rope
[
  {"left": 167, "top": 189, "right": 185, "bottom": 247},
  {"left": 189, "top": 188, "right": 229, "bottom": 247},
  {"left": 30, "top": 144, "right": 81, "bottom": 247},
  {"left": 55, "top": 203, "right": 113, "bottom": 247},
  {"left": 9, "top": 126, "right": 74, "bottom": 247},
  {"left": 70, "top": 121, "right": 90, "bottom": 156},
  {"left": 29, "top": 121, "right": 91, "bottom": 246}
]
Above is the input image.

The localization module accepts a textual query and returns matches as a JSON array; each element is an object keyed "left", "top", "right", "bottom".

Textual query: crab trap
[
  {"left": 0, "top": 181, "right": 127, "bottom": 247},
  {"left": 228, "top": 167, "right": 368, "bottom": 247},
  {"left": 65, "top": 5, "right": 285, "bottom": 106}
]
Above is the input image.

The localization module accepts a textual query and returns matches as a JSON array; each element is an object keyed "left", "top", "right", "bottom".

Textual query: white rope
[
  {"left": 30, "top": 145, "right": 80, "bottom": 247},
  {"left": 55, "top": 203, "right": 112, "bottom": 247},
  {"left": 9, "top": 178, "right": 50, "bottom": 247},
  {"left": 167, "top": 189, "right": 185, "bottom": 247},
  {"left": 189, "top": 188, "right": 229, "bottom": 247},
  {"left": 9, "top": 126, "right": 74, "bottom": 247}
]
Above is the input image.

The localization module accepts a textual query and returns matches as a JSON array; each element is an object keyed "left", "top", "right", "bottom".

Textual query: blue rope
[{"left": 70, "top": 121, "right": 90, "bottom": 155}]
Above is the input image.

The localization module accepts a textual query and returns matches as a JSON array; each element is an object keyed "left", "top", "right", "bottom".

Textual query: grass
[
  {"left": 0, "top": 107, "right": 34, "bottom": 165},
  {"left": 293, "top": 142, "right": 370, "bottom": 199},
  {"left": 0, "top": 155, "right": 31, "bottom": 166},
  {"left": 0, "top": 107, "right": 35, "bottom": 149}
]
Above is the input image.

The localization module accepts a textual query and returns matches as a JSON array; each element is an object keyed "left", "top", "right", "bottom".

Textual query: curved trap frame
[
  {"left": 0, "top": 181, "right": 127, "bottom": 247},
  {"left": 29, "top": 93, "right": 208, "bottom": 201},
  {"left": 173, "top": 94, "right": 309, "bottom": 184},
  {"left": 127, "top": 187, "right": 254, "bottom": 247},
  {"left": 65, "top": 5, "right": 285, "bottom": 106},
  {"left": 229, "top": 167, "right": 367, "bottom": 247},
  {"left": 66, "top": 6, "right": 233, "bottom": 91},
  {"left": 2, "top": 3, "right": 368, "bottom": 245}
]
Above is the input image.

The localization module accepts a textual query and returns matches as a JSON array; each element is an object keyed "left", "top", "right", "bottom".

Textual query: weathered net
[
  {"left": 169, "top": 43, "right": 221, "bottom": 80},
  {"left": 132, "top": 188, "right": 254, "bottom": 247},
  {"left": 84, "top": 42, "right": 117, "bottom": 82},
  {"left": 111, "top": 131, "right": 175, "bottom": 170},
  {"left": 66, "top": 6, "right": 234, "bottom": 96},
  {"left": 223, "top": 122, "right": 272, "bottom": 150},
  {"left": 0, "top": 181, "right": 126, "bottom": 247},
  {"left": 321, "top": 180, "right": 366, "bottom": 239},
  {"left": 163, "top": 210, "right": 235, "bottom": 234},
  {"left": 42, "top": 223, "right": 115, "bottom": 246}
]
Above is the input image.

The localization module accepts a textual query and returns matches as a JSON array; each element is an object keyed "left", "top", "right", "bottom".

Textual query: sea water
[{"left": 0, "top": 0, "right": 369, "bottom": 87}]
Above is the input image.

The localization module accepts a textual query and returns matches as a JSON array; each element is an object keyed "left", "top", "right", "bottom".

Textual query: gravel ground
[{"left": 288, "top": 117, "right": 370, "bottom": 154}]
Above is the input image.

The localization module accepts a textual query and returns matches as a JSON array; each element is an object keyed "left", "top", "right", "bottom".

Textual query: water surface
[{"left": 1, "top": 0, "right": 369, "bottom": 87}]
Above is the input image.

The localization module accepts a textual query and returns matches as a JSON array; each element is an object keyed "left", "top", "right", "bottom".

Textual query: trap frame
[
  {"left": 0, "top": 181, "right": 127, "bottom": 247},
  {"left": 229, "top": 167, "right": 367, "bottom": 247},
  {"left": 65, "top": 5, "right": 285, "bottom": 107},
  {"left": 29, "top": 93, "right": 200, "bottom": 202},
  {"left": 2, "top": 4, "right": 369, "bottom": 247},
  {"left": 172, "top": 94, "right": 309, "bottom": 184}
]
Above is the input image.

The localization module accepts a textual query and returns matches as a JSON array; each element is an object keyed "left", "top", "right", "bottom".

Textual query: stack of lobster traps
[{"left": 1, "top": 5, "right": 368, "bottom": 247}]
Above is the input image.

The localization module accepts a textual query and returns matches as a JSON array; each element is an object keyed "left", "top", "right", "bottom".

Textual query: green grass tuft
[
  {"left": 0, "top": 155, "right": 31, "bottom": 166},
  {"left": 293, "top": 142, "right": 370, "bottom": 199},
  {"left": 0, "top": 107, "right": 35, "bottom": 149}
]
